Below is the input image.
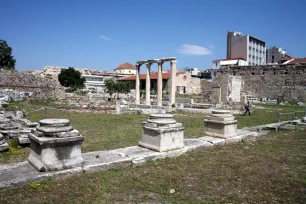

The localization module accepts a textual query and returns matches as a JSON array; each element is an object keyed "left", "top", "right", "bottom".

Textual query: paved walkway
[{"left": 0, "top": 130, "right": 257, "bottom": 188}]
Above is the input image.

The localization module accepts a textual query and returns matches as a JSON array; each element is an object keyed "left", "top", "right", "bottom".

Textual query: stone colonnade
[{"left": 135, "top": 57, "right": 177, "bottom": 106}]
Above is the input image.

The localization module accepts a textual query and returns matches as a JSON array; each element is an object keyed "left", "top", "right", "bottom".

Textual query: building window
[
  {"left": 252, "top": 56, "right": 255, "bottom": 59},
  {"left": 215, "top": 62, "right": 218, "bottom": 67},
  {"left": 256, "top": 49, "right": 258, "bottom": 52},
  {"left": 249, "top": 54, "right": 251, "bottom": 58},
  {"left": 249, "top": 46, "right": 251, "bottom": 50},
  {"left": 272, "top": 55, "right": 274, "bottom": 61},
  {"left": 253, "top": 48, "right": 255, "bottom": 51}
]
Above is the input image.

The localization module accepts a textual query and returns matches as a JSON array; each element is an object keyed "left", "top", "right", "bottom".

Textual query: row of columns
[{"left": 135, "top": 59, "right": 177, "bottom": 106}]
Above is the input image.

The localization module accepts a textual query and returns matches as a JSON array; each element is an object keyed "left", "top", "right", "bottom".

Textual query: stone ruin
[
  {"left": 0, "top": 132, "right": 9, "bottom": 152},
  {"left": 202, "top": 64, "right": 306, "bottom": 105},
  {"left": 139, "top": 114, "right": 184, "bottom": 152},
  {"left": 28, "top": 119, "right": 84, "bottom": 172},
  {"left": 204, "top": 110, "right": 238, "bottom": 138},
  {"left": 0, "top": 110, "right": 40, "bottom": 152}
]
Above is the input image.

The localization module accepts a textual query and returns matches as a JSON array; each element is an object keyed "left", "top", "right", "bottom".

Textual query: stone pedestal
[
  {"left": 0, "top": 133, "right": 9, "bottom": 152},
  {"left": 28, "top": 119, "right": 84, "bottom": 172},
  {"left": 204, "top": 110, "right": 237, "bottom": 138},
  {"left": 139, "top": 114, "right": 184, "bottom": 152}
]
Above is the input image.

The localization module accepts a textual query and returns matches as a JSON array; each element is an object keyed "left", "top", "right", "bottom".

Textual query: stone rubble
[{"left": 0, "top": 133, "right": 9, "bottom": 152}]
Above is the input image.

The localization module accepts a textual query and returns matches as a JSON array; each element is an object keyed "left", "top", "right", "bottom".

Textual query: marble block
[
  {"left": 0, "top": 133, "right": 9, "bottom": 152},
  {"left": 139, "top": 114, "right": 184, "bottom": 152},
  {"left": 28, "top": 119, "right": 84, "bottom": 172},
  {"left": 204, "top": 110, "right": 238, "bottom": 138}
]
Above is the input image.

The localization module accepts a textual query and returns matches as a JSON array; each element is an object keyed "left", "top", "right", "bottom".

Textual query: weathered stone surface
[
  {"left": 198, "top": 136, "right": 226, "bottom": 145},
  {"left": 0, "top": 133, "right": 6, "bottom": 145},
  {"left": 39, "top": 119, "right": 70, "bottom": 127},
  {"left": 0, "top": 123, "right": 18, "bottom": 130},
  {"left": 36, "top": 125, "right": 73, "bottom": 134},
  {"left": 183, "top": 139, "right": 213, "bottom": 152},
  {"left": 114, "top": 146, "right": 163, "bottom": 160},
  {"left": 225, "top": 136, "right": 242, "bottom": 144},
  {"left": 82, "top": 150, "right": 131, "bottom": 172},
  {"left": 0, "top": 142, "right": 9, "bottom": 152},
  {"left": 204, "top": 110, "right": 238, "bottom": 138},
  {"left": 28, "top": 133, "right": 84, "bottom": 172},
  {"left": 0, "top": 118, "right": 10, "bottom": 124},
  {"left": 18, "top": 137, "right": 30, "bottom": 145},
  {"left": 139, "top": 114, "right": 184, "bottom": 152}
]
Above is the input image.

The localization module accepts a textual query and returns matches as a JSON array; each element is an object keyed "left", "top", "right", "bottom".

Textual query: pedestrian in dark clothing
[{"left": 243, "top": 101, "right": 251, "bottom": 116}]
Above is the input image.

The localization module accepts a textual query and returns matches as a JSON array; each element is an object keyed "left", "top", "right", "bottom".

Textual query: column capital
[
  {"left": 135, "top": 64, "right": 141, "bottom": 69},
  {"left": 145, "top": 63, "right": 152, "bottom": 68},
  {"left": 157, "top": 61, "right": 164, "bottom": 65},
  {"left": 170, "top": 60, "right": 177, "bottom": 65}
]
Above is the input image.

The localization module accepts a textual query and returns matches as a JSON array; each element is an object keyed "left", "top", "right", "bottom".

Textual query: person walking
[{"left": 243, "top": 101, "right": 251, "bottom": 116}]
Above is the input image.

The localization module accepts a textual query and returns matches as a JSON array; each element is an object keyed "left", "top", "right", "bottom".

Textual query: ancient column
[
  {"left": 145, "top": 63, "right": 151, "bottom": 105},
  {"left": 157, "top": 61, "right": 163, "bottom": 106},
  {"left": 169, "top": 60, "right": 177, "bottom": 106},
  {"left": 135, "top": 64, "right": 140, "bottom": 104}
]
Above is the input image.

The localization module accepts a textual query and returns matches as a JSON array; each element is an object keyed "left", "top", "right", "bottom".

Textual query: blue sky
[{"left": 1, "top": 0, "right": 306, "bottom": 72}]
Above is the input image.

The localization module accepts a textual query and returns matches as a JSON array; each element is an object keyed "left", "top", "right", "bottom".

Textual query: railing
[
  {"left": 277, "top": 109, "right": 306, "bottom": 122},
  {"left": 25, "top": 106, "right": 68, "bottom": 119}
]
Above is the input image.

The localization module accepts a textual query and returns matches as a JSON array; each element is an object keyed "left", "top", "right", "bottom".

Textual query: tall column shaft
[
  {"left": 157, "top": 62, "right": 163, "bottom": 106},
  {"left": 135, "top": 64, "right": 140, "bottom": 104},
  {"left": 169, "top": 60, "right": 177, "bottom": 105},
  {"left": 145, "top": 63, "right": 151, "bottom": 105}
]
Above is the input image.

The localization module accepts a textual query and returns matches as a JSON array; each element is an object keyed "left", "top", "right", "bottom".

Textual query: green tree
[
  {"left": 105, "top": 80, "right": 134, "bottom": 100},
  {"left": 58, "top": 67, "right": 85, "bottom": 91},
  {"left": 0, "top": 40, "right": 16, "bottom": 69}
]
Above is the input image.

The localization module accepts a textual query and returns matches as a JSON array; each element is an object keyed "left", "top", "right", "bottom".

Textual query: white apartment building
[
  {"left": 227, "top": 31, "right": 266, "bottom": 66},
  {"left": 183, "top": 67, "right": 201, "bottom": 77},
  {"left": 210, "top": 58, "right": 248, "bottom": 78}
]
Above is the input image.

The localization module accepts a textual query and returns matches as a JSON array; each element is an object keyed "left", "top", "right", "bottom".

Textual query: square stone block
[
  {"left": 0, "top": 142, "right": 9, "bottom": 152},
  {"left": 204, "top": 120, "right": 238, "bottom": 138},
  {"left": 28, "top": 134, "right": 84, "bottom": 172},
  {"left": 139, "top": 127, "right": 184, "bottom": 152}
]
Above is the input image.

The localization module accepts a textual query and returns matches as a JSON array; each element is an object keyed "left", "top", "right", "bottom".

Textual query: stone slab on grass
[
  {"left": 114, "top": 146, "right": 164, "bottom": 160},
  {"left": 183, "top": 138, "right": 213, "bottom": 152},
  {"left": 225, "top": 136, "right": 242, "bottom": 144},
  {"left": 82, "top": 150, "right": 131, "bottom": 172},
  {"left": 198, "top": 136, "right": 226, "bottom": 146}
]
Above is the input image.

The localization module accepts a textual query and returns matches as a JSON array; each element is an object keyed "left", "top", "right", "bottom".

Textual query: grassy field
[
  {"left": 1, "top": 129, "right": 305, "bottom": 203},
  {"left": 0, "top": 104, "right": 305, "bottom": 164}
]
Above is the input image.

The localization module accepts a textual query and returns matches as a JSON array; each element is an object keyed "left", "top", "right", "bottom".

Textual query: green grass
[
  {"left": 0, "top": 104, "right": 304, "bottom": 164},
  {"left": 0, "top": 129, "right": 305, "bottom": 203}
]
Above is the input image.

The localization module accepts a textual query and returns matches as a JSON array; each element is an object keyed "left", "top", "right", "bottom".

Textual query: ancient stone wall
[
  {"left": 214, "top": 64, "right": 306, "bottom": 103},
  {"left": 0, "top": 69, "right": 65, "bottom": 101}
]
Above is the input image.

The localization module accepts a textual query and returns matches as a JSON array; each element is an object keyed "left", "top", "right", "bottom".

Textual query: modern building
[
  {"left": 183, "top": 67, "right": 201, "bottom": 77},
  {"left": 227, "top": 31, "right": 266, "bottom": 66},
  {"left": 266, "top": 46, "right": 293, "bottom": 64},
  {"left": 210, "top": 58, "right": 248, "bottom": 78},
  {"left": 114, "top": 63, "right": 136, "bottom": 75}
]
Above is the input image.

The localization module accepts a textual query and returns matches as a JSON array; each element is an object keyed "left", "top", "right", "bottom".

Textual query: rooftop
[{"left": 118, "top": 72, "right": 185, "bottom": 81}]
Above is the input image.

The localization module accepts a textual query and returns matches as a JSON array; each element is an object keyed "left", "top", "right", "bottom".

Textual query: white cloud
[
  {"left": 99, "top": 35, "right": 112, "bottom": 41},
  {"left": 177, "top": 44, "right": 212, "bottom": 55},
  {"left": 209, "top": 45, "right": 215, "bottom": 49}
]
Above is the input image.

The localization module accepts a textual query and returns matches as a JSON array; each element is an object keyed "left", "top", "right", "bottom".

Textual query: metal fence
[{"left": 277, "top": 108, "right": 306, "bottom": 122}]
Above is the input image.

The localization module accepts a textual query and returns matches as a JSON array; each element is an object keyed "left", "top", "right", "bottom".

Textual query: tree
[
  {"left": 105, "top": 80, "right": 134, "bottom": 100},
  {"left": 58, "top": 67, "right": 85, "bottom": 91},
  {"left": 0, "top": 40, "right": 16, "bottom": 69}
]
